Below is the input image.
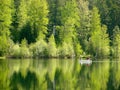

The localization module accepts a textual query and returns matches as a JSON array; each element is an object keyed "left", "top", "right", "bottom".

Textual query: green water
[{"left": 0, "top": 59, "right": 120, "bottom": 90}]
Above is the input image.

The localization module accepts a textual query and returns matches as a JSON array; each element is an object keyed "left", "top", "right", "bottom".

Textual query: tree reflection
[
  {"left": 76, "top": 59, "right": 110, "bottom": 90},
  {"left": 1, "top": 58, "right": 120, "bottom": 90},
  {"left": 10, "top": 70, "right": 38, "bottom": 90},
  {"left": 107, "top": 59, "right": 120, "bottom": 90},
  {"left": 89, "top": 60, "right": 109, "bottom": 90},
  {"left": 0, "top": 60, "right": 9, "bottom": 90}
]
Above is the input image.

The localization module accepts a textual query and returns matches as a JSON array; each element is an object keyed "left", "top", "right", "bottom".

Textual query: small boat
[{"left": 79, "top": 59, "right": 92, "bottom": 65}]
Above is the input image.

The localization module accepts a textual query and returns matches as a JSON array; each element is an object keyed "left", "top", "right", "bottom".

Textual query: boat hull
[{"left": 79, "top": 60, "right": 92, "bottom": 65}]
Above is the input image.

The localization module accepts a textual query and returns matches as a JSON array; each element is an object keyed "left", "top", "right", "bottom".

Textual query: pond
[{"left": 0, "top": 58, "right": 120, "bottom": 90}]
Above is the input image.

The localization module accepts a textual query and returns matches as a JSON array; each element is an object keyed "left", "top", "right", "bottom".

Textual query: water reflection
[
  {"left": 0, "top": 60, "right": 9, "bottom": 90},
  {"left": 0, "top": 59, "right": 120, "bottom": 90},
  {"left": 107, "top": 59, "right": 120, "bottom": 90},
  {"left": 10, "top": 70, "right": 38, "bottom": 90}
]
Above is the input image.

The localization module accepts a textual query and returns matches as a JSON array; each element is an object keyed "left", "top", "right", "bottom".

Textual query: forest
[{"left": 0, "top": 0, "right": 120, "bottom": 58}]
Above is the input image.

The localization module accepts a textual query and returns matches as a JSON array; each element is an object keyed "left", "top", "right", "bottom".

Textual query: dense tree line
[{"left": 0, "top": 0, "right": 120, "bottom": 58}]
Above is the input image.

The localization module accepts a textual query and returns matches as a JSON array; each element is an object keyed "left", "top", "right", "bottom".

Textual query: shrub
[
  {"left": 30, "top": 39, "right": 47, "bottom": 58},
  {"left": 58, "top": 42, "right": 74, "bottom": 58},
  {"left": 11, "top": 44, "right": 21, "bottom": 58},
  {"left": 20, "top": 46, "right": 31, "bottom": 58},
  {"left": 10, "top": 39, "right": 31, "bottom": 58},
  {"left": 20, "top": 39, "right": 31, "bottom": 58}
]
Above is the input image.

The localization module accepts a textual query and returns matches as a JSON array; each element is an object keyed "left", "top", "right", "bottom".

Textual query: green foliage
[
  {"left": 17, "top": 0, "right": 28, "bottom": 29},
  {"left": 88, "top": 7, "right": 110, "bottom": 57},
  {"left": 88, "top": 0, "right": 120, "bottom": 41},
  {"left": 0, "top": 0, "right": 119, "bottom": 58},
  {"left": 11, "top": 44, "right": 21, "bottom": 58},
  {"left": 47, "top": 34, "right": 57, "bottom": 57},
  {"left": 0, "top": 0, "right": 12, "bottom": 35},
  {"left": 14, "top": 0, "right": 28, "bottom": 42},
  {"left": 11, "top": 0, "right": 48, "bottom": 43},
  {"left": 76, "top": 0, "right": 90, "bottom": 52},
  {"left": 88, "top": 7, "right": 101, "bottom": 57},
  {"left": 30, "top": 39, "right": 47, "bottom": 58},
  {"left": 10, "top": 39, "right": 31, "bottom": 58},
  {"left": 10, "top": 0, "right": 22, "bottom": 42},
  {"left": 48, "top": 0, "right": 80, "bottom": 45},
  {"left": 90, "top": 7, "right": 101, "bottom": 33},
  {"left": 20, "top": 39, "right": 31, "bottom": 58},
  {"left": 28, "top": 0, "right": 49, "bottom": 41},
  {"left": 58, "top": 42, "right": 74, "bottom": 58},
  {"left": 100, "top": 25, "right": 110, "bottom": 57},
  {"left": 74, "top": 43, "right": 83, "bottom": 58},
  {"left": 0, "top": 0, "right": 12, "bottom": 56},
  {"left": 107, "top": 0, "right": 120, "bottom": 31},
  {"left": 59, "top": 0, "right": 80, "bottom": 44},
  {"left": 0, "top": 35, "right": 10, "bottom": 56},
  {"left": 112, "top": 26, "right": 120, "bottom": 58}
]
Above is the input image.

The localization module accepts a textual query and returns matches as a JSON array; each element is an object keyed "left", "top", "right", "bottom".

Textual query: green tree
[
  {"left": 47, "top": 34, "right": 57, "bottom": 57},
  {"left": 0, "top": 0, "right": 12, "bottom": 35},
  {"left": 100, "top": 25, "right": 110, "bottom": 57},
  {"left": 58, "top": 41, "right": 75, "bottom": 58},
  {"left": 59, "top": 0, "right": 80, "bottom": 44},
  {"left": 88, "top": 7, "right": 101, "bottom": 57},
  {"left": 89, "top": 7, "right": 110, "bottom": 57},
  {"left": 48, "top": 0, "right": 80, "bottom": 45},
  {"left": 112, "top": 26, "right": 120, "bottom": 58},
  {"left": 11, "top": 0, "right": 49, "bottom": 44},
  {"left": 11, "top": 0, "right": 34, "bottom": 43},
  {"left": 73, "top": 42, "right": 83, "bottom": 58},
  {"left": 87, "top": 0, "right": 120, "bottom": 41},
  {"left": 47, "top": 0, "right": 60, "bottom": 38},
  {"left": 76, "top": 0, "right": 90, "bottom": 52},
  {"left": 0, "top": 0, "right": 12, "bottom": 56},
  {"left": 10, "top": 0, "right": 27, "bottom": 42},
  {"left": 0, "top": 35, "right": 10, "bottom": 56},
  {"left": 47, "top": 0, "right": 82, "bottom": 58},
  {"left": 28, "top": 0, "right": 49, "bottom": 41},
  {"left": 16, "top": 0, "right": 28, "bottom": 43},
  {"left": 105, "top": 0, "right": 120, "bottom": 36}
]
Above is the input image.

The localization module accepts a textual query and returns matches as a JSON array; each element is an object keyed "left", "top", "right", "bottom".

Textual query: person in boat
[{"left": 86, "top": 57, "right": 90, "bottom": 60}]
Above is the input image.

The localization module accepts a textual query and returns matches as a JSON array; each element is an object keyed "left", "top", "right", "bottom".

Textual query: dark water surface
[{"left": 0, "top": 59, "right": 120, "bottom": 90}]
